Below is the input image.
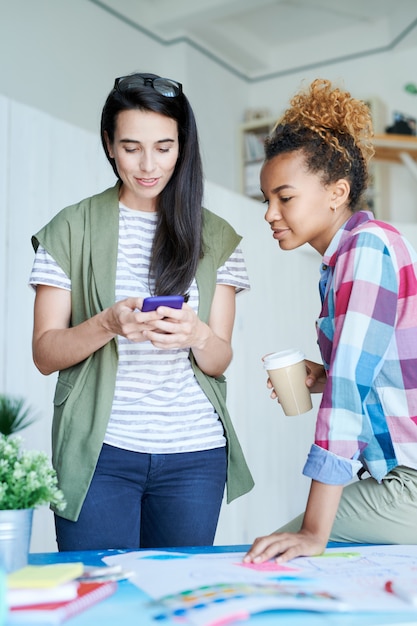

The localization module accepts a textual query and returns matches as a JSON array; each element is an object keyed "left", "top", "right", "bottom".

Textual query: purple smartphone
[{"left": 141, "top": 295, "right": 184, "bottom": 312}]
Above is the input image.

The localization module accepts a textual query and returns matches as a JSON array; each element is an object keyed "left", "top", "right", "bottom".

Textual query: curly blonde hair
[{"left": 265, "top": 78, "right": 375, "bottom": 210}]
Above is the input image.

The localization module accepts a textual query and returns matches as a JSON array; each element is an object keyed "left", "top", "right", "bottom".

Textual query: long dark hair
[{"left": 101, "top": 72, "right": 203, "bottom": 296}]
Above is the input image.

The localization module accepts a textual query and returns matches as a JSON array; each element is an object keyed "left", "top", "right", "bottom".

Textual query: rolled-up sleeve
[{"left": 303, "top": 443, "right": 362, "bottom": 484}]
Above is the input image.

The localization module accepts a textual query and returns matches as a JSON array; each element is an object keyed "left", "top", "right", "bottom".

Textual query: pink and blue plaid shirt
[{"left": 303, "top": 211, "right": 417, "bottom": 485}]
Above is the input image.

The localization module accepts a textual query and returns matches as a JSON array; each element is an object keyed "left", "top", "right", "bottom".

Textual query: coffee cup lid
[{"left": 263, "top": 349, "right": 305, "bottom": 370}]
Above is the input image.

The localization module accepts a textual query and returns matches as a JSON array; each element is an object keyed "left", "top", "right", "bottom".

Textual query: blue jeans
[{"left": 55, "top": 444, "right": 227, "bottom": 551}]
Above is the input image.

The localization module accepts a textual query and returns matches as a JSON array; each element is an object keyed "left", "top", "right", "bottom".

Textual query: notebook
[
  {"left": 7, "top": 582, "right": 79, "bottom": 608},
  {"left": 8, "top": 580, "right": 117, "bottom": 624}
]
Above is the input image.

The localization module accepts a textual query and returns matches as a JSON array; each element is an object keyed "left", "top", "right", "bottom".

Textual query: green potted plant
[
  {"left": 0, "top": 395, "right": 37, "bottom": 436},
  {"left": 0, "top": 394, "right": 65, "bottom": 572}
]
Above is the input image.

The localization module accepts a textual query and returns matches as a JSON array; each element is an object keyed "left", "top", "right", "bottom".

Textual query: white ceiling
[{"left": 91, "top": 0, "right": 417, "bottom": 81}]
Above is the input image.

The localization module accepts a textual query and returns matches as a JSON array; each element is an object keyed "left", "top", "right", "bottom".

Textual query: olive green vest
[{"left": 32, "top": 183, "right": 254, "bottom": 521}]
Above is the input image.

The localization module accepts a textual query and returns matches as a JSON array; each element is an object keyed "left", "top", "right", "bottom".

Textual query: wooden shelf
[{"left": 373, "top": 134, "right": 417, "bottom": 163}]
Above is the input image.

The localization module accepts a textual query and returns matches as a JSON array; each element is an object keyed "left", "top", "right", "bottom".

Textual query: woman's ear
[
  {"left": 331, "top": 178, "right": 350, "bottom": 209},
  {"left": 104, "top": 131, "right": 114, "bottom": 158}
]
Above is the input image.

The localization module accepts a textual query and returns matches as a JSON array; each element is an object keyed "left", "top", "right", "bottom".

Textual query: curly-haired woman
[{"left": 245, "top": 78, "right": 417, "bottom": 563}]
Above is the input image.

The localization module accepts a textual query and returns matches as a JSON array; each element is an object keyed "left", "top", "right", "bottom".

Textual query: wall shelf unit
[
  {"left": 239, "top": 117, "right": 276, "bottom": 199},
  {"left": 369, "top": 134, "right": 417, "bottom": 220},
  {"left": 239, "top": 122, "right": 417, "bottom": 215},
  {"left": 373, "top": 133, "right": 417, "bottom": 163},
  {"left": 372, "top": 134, "right": 417, "bottom": 183}
]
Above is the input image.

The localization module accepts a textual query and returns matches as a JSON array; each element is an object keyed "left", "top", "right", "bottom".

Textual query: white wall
[
  {"left": 0, "top": 0, "right": 187, "bottom": 135},
  {"left": 0, "top": 0, "right": 246, "bottom": 193}
]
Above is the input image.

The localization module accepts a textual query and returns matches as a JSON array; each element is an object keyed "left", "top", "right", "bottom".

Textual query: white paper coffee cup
[{"left": 263, "top": 349, "right": 313, "bottom": 416}]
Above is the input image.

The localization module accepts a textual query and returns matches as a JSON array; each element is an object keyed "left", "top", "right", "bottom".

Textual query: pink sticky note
[{"left": 237, "top": 561, "right": 299, "bottom": 572}]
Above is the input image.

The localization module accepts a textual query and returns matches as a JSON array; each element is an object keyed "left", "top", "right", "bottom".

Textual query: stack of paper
[
  {"left": 103, "top": 546, "right": 417, "bottom": 624},
  {"left": 6, "top": 563, "right": 117, "bottom": 624}
]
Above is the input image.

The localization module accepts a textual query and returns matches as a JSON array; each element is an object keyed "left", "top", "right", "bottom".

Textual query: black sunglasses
[{"left": 114, "top": 74, "right": 182, "bottom": 98}]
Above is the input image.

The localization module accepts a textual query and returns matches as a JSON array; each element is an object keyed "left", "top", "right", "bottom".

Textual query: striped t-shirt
[{"left": 30, "top": 204, "right": 250, "bottom": 454}]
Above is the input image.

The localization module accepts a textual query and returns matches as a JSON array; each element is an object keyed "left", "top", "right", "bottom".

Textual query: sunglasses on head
[{"left": 114, "top": 74, "right": 182, "bottom": 98}]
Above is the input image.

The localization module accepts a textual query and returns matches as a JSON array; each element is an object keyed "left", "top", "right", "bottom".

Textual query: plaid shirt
[{"left": 303, "top": 211, "right": 417, "bottom": 485}]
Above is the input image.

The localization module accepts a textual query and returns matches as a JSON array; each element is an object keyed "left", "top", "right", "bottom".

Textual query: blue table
[{"left": 6, "top": 545, "right": 417, "bottom": 626}]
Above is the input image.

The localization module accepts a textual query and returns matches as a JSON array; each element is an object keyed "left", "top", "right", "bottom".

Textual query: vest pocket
[
  {"left": 52, "top": 378, "right": 74, "bottom": 472},
  {"left": 53, "top": 379, "right": 73, "bottom": 406}
]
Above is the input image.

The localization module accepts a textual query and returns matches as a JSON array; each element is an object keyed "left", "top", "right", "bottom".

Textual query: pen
[{"left": 385, "top": 580, "right": 417, "bottom": 606}]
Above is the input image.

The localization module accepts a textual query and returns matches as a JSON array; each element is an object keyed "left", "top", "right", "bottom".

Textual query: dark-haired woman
[
  {"left": 30, "top": 73, "right": 253, "bottom": 551},
  {"left": 244, "top": 78, "right": 417, "bottom": 564}
]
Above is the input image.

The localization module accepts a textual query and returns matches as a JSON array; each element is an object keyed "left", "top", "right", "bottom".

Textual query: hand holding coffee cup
[{"left": 263, "top": 349, "right": 313, "bottom": 416}]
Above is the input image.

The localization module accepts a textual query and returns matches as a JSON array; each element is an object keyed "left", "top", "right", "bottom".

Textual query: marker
[{"left": 385, "top": 580, "right": 417, "bottom": 606}]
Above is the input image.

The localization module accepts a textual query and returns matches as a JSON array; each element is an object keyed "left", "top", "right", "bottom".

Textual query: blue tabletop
[{"left": 6, "top": 545, "right": 417, "bottom": 626}]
